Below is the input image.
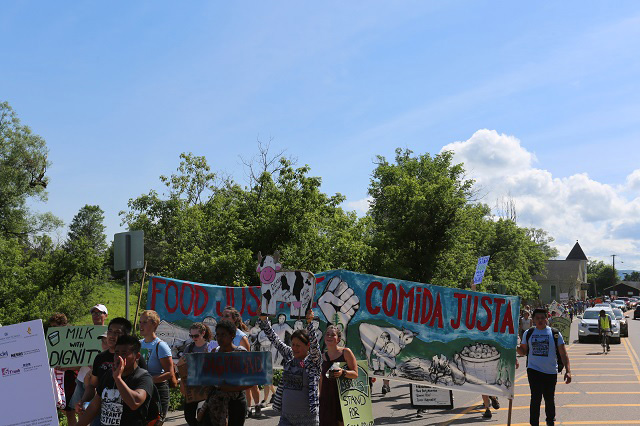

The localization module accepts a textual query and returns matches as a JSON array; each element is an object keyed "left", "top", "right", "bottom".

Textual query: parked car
[
  {"left": 578, "top": 307, "right": 621, "bottom": 344},
  {"left": 635, "top": 306, "right": 640, "bottom": 320},
  {"left": 613, "top": 308, "right": 628, "bottom": 337},
  {"left": 613, "top": 300, "right": 627, "bottom": 312},
  {"left": 616, "top": 297, "right": 631, "bottom": 309}
]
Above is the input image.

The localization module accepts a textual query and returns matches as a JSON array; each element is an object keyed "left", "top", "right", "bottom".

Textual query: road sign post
[{"left": 114, "top": 230, "right": 144, "bottom": 321}]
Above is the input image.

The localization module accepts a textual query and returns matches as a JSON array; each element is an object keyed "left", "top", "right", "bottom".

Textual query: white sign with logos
[
  {"left": 559, "top": 293, "right": 569, "bottom": 302},
  {"left": 0, "top": 320, "right": 58, "bottom": 425},
  {"left": 410, "top": 384, "right": 454, "bottom": 409}
]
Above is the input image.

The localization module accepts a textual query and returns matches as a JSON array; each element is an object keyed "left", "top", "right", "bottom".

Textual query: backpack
[
  {"left": 146, "top": 382, "right": 163, "bottom": 426},
  {"left": 525, "top": 326, "right": 564, "bottom": 373}
]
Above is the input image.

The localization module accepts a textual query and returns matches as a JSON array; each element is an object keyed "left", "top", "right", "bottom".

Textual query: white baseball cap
[{"left": 90, "top": 304, "right": 108, "bottom": 315}]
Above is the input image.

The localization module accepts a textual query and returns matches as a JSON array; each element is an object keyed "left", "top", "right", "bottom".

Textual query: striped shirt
[{"left": 259, "top": 318, "right": 321, "bottom": 416}]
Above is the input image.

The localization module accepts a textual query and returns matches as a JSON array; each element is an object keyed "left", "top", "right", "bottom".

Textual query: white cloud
[
  {"left": 345, "top": 196, "right": 372, "bottom": 215},
  {"left": 442, "top": 130, "right": 640, "bottom": 269},
  {"left": 626, "top": 169, "right": 640, "bottom": 192}
]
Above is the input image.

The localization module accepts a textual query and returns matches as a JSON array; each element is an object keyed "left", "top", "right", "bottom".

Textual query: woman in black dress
[{"left": 318, "top": 325, "right": 358, "bottom": 425}]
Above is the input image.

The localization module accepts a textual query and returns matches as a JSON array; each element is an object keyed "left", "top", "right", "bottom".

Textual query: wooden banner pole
[
  {"left": 507, "top": 398, "right": 513, "bottom": 425},
  {"left": 133, "top": 261, "right": 148, "bottom": 331}
]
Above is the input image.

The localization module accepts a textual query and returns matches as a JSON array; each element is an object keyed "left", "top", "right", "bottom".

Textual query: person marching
[
  {"left": 211, "top": 306, "right": 262, "bottom": 417},
  {"left": 204, "top": 320, "right": 252, "bottom": 426},
  {"left": 138, "top": 310, "right": 176, "bottom": 421},
  {"left": 597, "top": 309, "right": 611, "bottom": 352},
  {"left": 258, "top": 308, "right": 322, "bottom": 426},
  {"left": 517, "top": 308, "right": 571, "bottom": 426},
  {"left": 319, "top": 325, "right": 358, "bottom": 425},
  {"left": 77, "top": 335, "right": 154, "bottom": 426},
  {"left": 182, "top": 322, "right": 213, "bottom": 426}
]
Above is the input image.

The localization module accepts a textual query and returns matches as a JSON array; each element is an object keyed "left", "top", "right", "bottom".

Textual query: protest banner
[
  {"left": 410, "top": 384, "right": 454, "bottom": 409},
  {"left": 337, "top": 360, "right": 374, "bottom": 426},
  {"left": 186, "top": 351, "right": 272, "bottom": 386},
  {"left": 549, "top": 316, "right": 572, "bottom": 345},
  {"left": 0, "top": 320, "right": 59, "bottom": 425},
  {"left": 46, "top": 325, "right": 107, "bottom": 368},
  {"left": 149, "top": 269, "right": 520, "bottom": 397}
]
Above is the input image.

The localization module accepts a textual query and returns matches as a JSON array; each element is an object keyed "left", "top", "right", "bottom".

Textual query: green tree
[
  {"left": 0, "top": 101, "right": 61, "bottom": 239},
  {"left": 525, "top": 228, "right": 559, "bottom": 259},
  {"left": 587, "top": 260, "right": 615, "bottom": 296},
  {"left": 121, "top": 151, "right": 373, "bottom": 286},
  {"left": 623, "top": 271, "right": 640, "bottom": 281},
  {"left": 0, "top": 103, "right": 104, "bottom": 326},
  {"left": 366, "top": 148, "right": 553, "bottom": 300},
  {"left": 66, "top": 204, "right": 107, "bottom": 255},
  {"left": 367, "top": 149, "right": 475, "bottom": 283}
]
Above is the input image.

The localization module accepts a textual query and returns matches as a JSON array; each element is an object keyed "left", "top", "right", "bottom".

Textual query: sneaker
[
  {"left": 483, "top": 409, "right": 492, "bottom": 419},
  {"left": 246, "top": 408, "right": 252, "bottom": 418},
  {"left": 490, "top": 396, "right": 500, "bottom": 409}
]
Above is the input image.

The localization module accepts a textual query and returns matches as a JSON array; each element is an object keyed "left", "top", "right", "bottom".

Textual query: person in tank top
[{"left": 319, "top": 325, "right": 358, "bottom": 425}]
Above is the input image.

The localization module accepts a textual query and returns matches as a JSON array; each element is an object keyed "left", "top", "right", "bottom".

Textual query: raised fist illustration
[{"left": 318, "top": 277, "right": 359, "bottom": 344}]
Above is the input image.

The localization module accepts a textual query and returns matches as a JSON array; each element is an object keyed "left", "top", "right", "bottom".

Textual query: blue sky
[{"left": 3, "top": 2, "right": 640, "bottom": 268}]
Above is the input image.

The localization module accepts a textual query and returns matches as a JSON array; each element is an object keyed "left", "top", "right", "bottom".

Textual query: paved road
[{"left": 165, "top": 314, "right": 640, "bottom": 425}]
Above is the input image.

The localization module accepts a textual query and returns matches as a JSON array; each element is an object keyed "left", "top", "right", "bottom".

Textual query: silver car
[
  {"left": 613, "top": 308, "right": 628, "bottom": 337},
  {"left": 578, "top": 308, "right": 621, "bottom": 344}
]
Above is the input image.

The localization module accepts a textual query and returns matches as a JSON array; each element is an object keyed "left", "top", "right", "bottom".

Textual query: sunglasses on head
[{"left": 189, "top": 334, "right": 200, "bottom": 338}]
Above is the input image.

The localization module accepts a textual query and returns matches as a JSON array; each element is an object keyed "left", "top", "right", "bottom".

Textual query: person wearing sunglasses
[{"left": 183, "top": 323, "right": 213, "bottom": 426}]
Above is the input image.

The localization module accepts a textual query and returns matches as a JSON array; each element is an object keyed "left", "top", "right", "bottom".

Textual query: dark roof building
[
  {"left": 533, "top": 241, "right": 589, "bottom": 303},
  {"left": 603, "top": 282, "right": 640, "bottom": 297},
  {"left": 566, "top": 241, "right": 588, "bottom": 261}
]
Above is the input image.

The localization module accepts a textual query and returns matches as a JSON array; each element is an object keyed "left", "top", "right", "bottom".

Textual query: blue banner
[
  {"left": 186, "top": 351, "right": 272, "bottom": 386},
  {"left": 148, "top": 270, "right": 520, "bottom": 397}
]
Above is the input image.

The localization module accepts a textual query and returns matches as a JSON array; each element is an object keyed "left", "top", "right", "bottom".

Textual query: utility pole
[{"left": 611, "top": 254, "right": 618, "bottom": 292}]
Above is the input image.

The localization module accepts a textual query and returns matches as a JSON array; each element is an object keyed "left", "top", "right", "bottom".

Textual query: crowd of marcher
[
  {"left": 48, "top": 305, "right": 360, "bottom": 426},
  {"left": 46, "top": 295, "right": 587, "bottom": 426}
]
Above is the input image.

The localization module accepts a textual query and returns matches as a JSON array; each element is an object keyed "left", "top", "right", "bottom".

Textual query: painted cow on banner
[{"left": 257, "top": 251, "right": 315, "bottom": 318}]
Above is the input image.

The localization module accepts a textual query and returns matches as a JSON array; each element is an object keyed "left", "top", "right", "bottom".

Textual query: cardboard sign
[
  {"left": 0, "top": 320, "right": 59, "bottom": 425},
  {"left": 46, "top": 325, "right": 107, "bottom": 368},
  {"left": 473, "top": 256, "right": 490, "bottom": 285},
  {"left": 177, "top": 357, "right": 209, "bottom": 403},
  {"left": 549, "top": 316, "right": 571, "bottom": 346},
  {"left": 338, "top": 360, "right": 374, "bottom": 426},
  {"left": 549, "top": 300, "right": 564, "bottom": 317},
  {"left": 257, "top": 252, "right": 316, "bottom": 318},
  {"left": 410, "top": 384, "right": 454, "bottom": 409},
  {"left": 186, "top": 351, "right": 272, "bottom": 386}
]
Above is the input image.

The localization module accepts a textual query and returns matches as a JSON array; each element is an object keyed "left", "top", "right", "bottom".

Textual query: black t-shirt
[
  {"left": 92, "top": 350, "right": 148, "bottom": 383},
  {"left": 97, "top": 366, "right": 154, "bottom": 426}
]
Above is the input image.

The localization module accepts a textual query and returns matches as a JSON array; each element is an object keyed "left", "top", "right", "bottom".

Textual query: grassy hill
[{"left": 76, "top": 279, "right": 147, "bottom": 326}]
